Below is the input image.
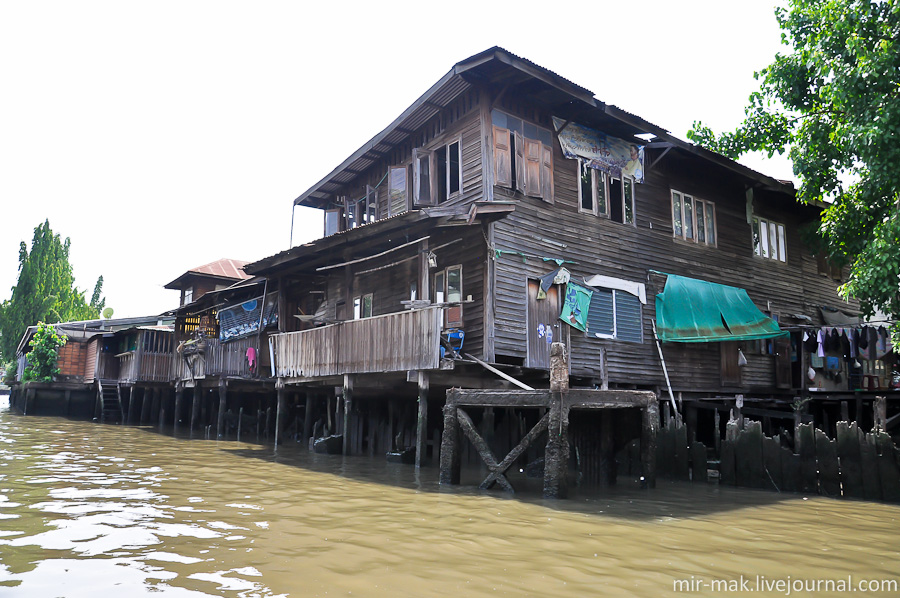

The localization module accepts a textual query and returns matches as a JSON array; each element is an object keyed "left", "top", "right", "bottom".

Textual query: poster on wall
[
  {"left": 553, "top": 116, "right": 644, "bottom": 183},
  {"left": 218, "top": 294, "right": 278, "bottom": 342}
]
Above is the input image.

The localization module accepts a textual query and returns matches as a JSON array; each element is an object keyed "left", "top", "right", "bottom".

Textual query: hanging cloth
[{"left": 817, "top": 329, "right": 826, "bottom": 357}]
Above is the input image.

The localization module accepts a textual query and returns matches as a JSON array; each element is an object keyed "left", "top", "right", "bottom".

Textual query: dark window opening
[{"left": 609, "top": 178, "right": 623, "bottom": 222}]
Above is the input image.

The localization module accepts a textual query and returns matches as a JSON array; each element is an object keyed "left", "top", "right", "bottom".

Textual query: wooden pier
[{"left": 440, "top": 343, "right": 658, "bottom": 498}]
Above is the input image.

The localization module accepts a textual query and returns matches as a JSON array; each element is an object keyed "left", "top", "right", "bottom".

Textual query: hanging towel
[
  {"left": 246, "top": 346, "right": 257, "bottom": 372},
  {"left": 817, "top": 329, "right": 825, "bottom": 357}
]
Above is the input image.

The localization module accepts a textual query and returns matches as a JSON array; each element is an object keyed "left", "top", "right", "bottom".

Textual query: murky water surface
[{"left": 0, "top": 397, "right": 898, "bottom": 597}]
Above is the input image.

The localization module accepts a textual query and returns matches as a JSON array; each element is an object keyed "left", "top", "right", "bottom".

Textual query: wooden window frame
[
  {"left": 752, "top": 216, "right": 787, "bottom": 262},
  {"left": 578, "top": 159, "right": 609, "bottom": 217},
  {"left": 388, "top": 165, "right": 409, "bottom": 216},
  {"left": 672, "top": 190, "right": 716, "bottom": 245},
  {"left": 585, "top": 288, "right": 642, "bottom": 342},
  {"left": 353, "top": 293, "right": 373, "bottom": 320},
  {"left": 433, "top": 264, "right": 463, "bottom": 328},
  {"left": 492, "top": 111, "right": 554, "bottom": 203}
]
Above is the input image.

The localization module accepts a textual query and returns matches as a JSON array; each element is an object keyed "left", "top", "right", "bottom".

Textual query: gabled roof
[
  {"left": 294, "top": 46, "right": 793, "bottom": 210},
  {"left": 15, "top": 314, "right": 176, "bottom": 355},
  {"left": 164, "top": 258, "right": 252, "bottom": 290}
]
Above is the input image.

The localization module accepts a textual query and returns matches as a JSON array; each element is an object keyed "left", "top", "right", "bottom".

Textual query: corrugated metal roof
[{"left": 186, "top": 258, "right": 252, "bottom": 280}]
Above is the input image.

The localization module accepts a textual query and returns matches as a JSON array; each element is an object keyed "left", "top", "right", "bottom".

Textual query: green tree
[
  {"left": 22, "top": 322, "right": 67, "bottom": 382},
  {"left": 688, "top": 0, "right": 900, "bottom": 336},
  {"left": 0, "top": 220, "right": 104, "bottom": 360}
]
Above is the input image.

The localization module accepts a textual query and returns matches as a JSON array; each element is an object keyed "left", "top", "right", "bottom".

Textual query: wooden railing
[
  {"left": 271, "top": 307, "right": 442, "bottom": 378},
  {"left": 173, "top": 337, "right": 258, "bottom": 381},
  {"left": 118, "top": 330, "right": 174, "bottom": 384}
]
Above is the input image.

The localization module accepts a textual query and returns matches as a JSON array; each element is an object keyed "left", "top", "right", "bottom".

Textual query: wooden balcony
[
  {"left": 173, "top": 337, "right": 259, "bottom": 382},
  {"left": 116, "top": 329, "right": 174, "bottom": 384},
  {"left": 271, "top": 307, "right": 442, "bottom": 379}
]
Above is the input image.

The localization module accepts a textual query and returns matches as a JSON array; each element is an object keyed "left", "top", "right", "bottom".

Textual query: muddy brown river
[{"left": 0, "top": 397, "right": 898, "bottom": 597}]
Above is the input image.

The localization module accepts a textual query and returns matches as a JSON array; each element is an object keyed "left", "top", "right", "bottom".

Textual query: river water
[{"left": 0, "top": 398, "right": 898, "bottom": 597}]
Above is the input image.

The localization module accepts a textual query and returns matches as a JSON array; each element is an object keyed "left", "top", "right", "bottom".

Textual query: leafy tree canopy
[
  {"left": 0, "top": 220, "right": 105, "bottom": 360},
  {"left": 689, "top": 0, "right": 900, "bottom": 334}
]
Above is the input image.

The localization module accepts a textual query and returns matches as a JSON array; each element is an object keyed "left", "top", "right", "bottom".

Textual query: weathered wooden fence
[{"left": 654, "top": 420, "right": 900, "bottom": 502}]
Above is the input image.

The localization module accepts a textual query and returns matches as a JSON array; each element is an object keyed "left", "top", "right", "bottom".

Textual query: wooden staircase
[{"left": 97, "top": 379, "right": 123, "bottom": 424}]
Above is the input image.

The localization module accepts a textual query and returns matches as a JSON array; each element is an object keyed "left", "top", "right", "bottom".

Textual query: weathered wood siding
[
  {"left": 120, "top": 330, "right": 174, "bottom": 384},
  {"left": 487, "top": 99, "right": 854, "bottom": 393},
  {"left": 272, "top": 307, "right": 442, "bottom": 378}
]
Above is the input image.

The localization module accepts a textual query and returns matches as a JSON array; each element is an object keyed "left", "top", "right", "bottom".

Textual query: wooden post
[
  {"left": 438, "top": 400, "right": 461, "bottom": 484},
  {"left": 544, "top": 342, "right": 570, "bottom": 498},
  {"left": 275, "top": 385, "right": 285, "bottom": 447},
  {"left": 342, "top": 375, "right": 353, "bottom": 456},
  {"left": 641, "top": 399, "right": 659, "bottom": 488},
  {"left": 302, "top": 393, "right": 313, "bottom": 449},
  {"left": 840, "top": 400, "right": 849, "bottom": 423},
  {"left": 237, "top": 407, "right": 243, "bottom": 442},
  {"left": 599, "top": 410, "right": 616, "bottom": 486},
  {"left": 415, "top": 372, "right": 429, "bottom": 469},
  {"left": 64, "top": 390, "right": 72, "bottom": 417},
  {"left": 217, "top": 381, "right": 227, "bottom": 439},
  {"left": 25, "top": 387, "right": 35, "bottom": 415},
  {"left": 141, "top": 387, "right": 152, "bottom": 424},
  {"left": 190, "top": 388, "right": 200, "bottom": 432},
  {"left": 173, "top": 386, "right": 183, "bottom": 433},
  {"left": 874, "top": 395, "right": 887, "bottom": 431}
]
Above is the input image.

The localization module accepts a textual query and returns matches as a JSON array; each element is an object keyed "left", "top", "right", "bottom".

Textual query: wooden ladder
[{"left": 97, "top": 379, "right": 123, "bottom": 424}]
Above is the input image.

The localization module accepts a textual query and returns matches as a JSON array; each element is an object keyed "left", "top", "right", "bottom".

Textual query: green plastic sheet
[
  {"left": 559, "top": 282, "right": 593, "bottom": 333},
  {"left": 655, "top": 274, "right": 787, "bottom": 343}
]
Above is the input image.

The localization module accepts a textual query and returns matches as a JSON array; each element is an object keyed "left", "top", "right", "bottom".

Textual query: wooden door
[
  {"left": 774, "top": 336, "right": 792, "bottom": 389},
  {"left": 526, "top": 279, "right": 560, "bottom": 369},
  {"left": 720, "top": 341, "right": 741, "bottom": 387}
]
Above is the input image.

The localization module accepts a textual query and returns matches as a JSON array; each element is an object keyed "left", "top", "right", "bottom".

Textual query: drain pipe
[{"left": 652, "top": 320, "right": 680, "bottom": 424}]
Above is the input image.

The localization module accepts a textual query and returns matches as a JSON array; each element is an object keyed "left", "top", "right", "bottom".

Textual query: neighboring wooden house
[
  {"left": 245, "top": 47, "right": 881, "bottom": 464},
  {"left": 10, "top": 315, "right": 174, "bottom": 420},
  {"left": 165, "top": 258, "right": 252, "bottom": 307},
  {"left": 169, "top": 277, "right": 280, "bottom": 438}
]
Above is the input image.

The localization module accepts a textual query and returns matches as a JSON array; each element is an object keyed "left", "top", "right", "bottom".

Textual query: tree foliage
[
  {"left": 688, "top": 0, "right": 900, "bottom": 333},
  {"left": 22, "top": 322, "right": 67, "bottom": 382},
  {"left": 0, "top": 220, "right": 104, "bottom": 361}
]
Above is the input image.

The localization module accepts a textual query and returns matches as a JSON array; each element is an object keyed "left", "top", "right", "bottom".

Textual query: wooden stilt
[
  {"left": 190, "top": 388, "right": 200, "bottom": 432},
  {"left": 342, "top": 376, "right": 353, "bottom": 455},
  {"left": 440, "top": 403, "right": 460, "bottom": 484},
  {"left": 275, "top": 386, "right": 285, "bottom": 447},
  {"left": 173, "top": 386, "right": 183, "bottom": 433},
  {"left": 303, "top": 394, "right": 312, "bottom": 449},
  {"left": 217, "top": 381, "right": 227, "bottom": 439},
  {"left": 641, "top": 400, "right": 658, "bottom": 488},
  {"left": 141, "top": 387, "right": 152, "bottom": 424},
  {"left": 415, "top": 371, "right": 429, "bottom": 468},
  {"left": 543, "top": 392, "right": 569, "bottom": 498}
]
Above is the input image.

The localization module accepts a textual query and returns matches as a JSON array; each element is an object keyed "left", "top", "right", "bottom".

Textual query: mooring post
[
  {"left": 217, "top": 381, "right": 227, "bottom": 439},
  {"left": 415, "top": 371, "right": 429, "bottom": 469},
  {"left": 173, "top": 385, "right": 183, "bottom": 433},
  {"left": 341, "top": 375, "right": 353, "bottom": 455},
  {"left": 641, "top": 399, "right": 659, "bottom": 488},
  {"left": 544, "top": 342, "right": 570, "bottom": 499},
  {"left": 439, "top": 397, "right": 460, "bottom": 484}
]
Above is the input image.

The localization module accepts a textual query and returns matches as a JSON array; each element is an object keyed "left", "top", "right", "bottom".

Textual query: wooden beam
[
  {"left": 481, "top": 411, "right": 549, "bottom": 489},
  {"left": 439, "top": 400, "right": 461, "bottom": 485},
  {"left": 457, "top": 408, "right": 514, "bottom": 492},
  {"left": 462, "top": 353, "right": 534, "bottom": 390},
  {"left": 316, "top": 235, "right": 430, "bottom": 272}
]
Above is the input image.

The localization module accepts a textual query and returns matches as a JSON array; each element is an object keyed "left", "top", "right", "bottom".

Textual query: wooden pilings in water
[{"left": 440, "top": 387, "right": 658, "bottom": 498}]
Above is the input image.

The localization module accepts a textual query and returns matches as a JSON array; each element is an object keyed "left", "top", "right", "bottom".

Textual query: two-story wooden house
[{"left": 241, "top": 47, "right": 866, "bottom": 469}]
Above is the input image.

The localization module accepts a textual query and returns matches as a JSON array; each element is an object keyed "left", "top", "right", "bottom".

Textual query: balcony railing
[
  {"left": 271, "top": 307, "right": 442, "bottom": 378},
  {"left": 173, "top": 337, "right": 259, "bottom": 381}
]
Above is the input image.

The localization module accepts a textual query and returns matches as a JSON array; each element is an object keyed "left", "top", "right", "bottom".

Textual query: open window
[
  {"left": 325, "top": 207, "right": 343, "bottom": 237},
  {"left": 578, "top": 159, "right": 608, "bottom": 217},
  {"left": 353, "top": 293, "right": 373, "bottom": 319},
  {"left": 389, "top": 166, "right": 408, "bottom": 216},
  {"left": 413, "top": 147, "right": 434, "bottom": 206},
  {"left": 433, "top": 264, "right": 462, "bottom": 327}
]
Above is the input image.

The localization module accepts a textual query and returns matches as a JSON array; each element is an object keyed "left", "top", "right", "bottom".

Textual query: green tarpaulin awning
[{"left": 655, "top": 274, "right": 788, "bottom": 343}]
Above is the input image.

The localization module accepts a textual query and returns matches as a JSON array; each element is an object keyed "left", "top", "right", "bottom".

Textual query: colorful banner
[
  {"left": 553, "top": 116, "right": 644, "bottom": 183},
  {"left": 559, "top": 282, "right": 593, "bottom": 333}
]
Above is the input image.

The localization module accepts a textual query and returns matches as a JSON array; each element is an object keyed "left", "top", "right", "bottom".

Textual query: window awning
[{"left": 655, "top": 274, "right": 788, "bottom": 343}]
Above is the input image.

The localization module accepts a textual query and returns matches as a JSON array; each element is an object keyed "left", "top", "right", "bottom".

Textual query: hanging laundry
[
  {"left": 817, "top": 329, "right": 825, "bottom": 357},
  {"left": 850, "top": 328, "right": 859, "bottom": 358},
  {"left": 559, "top": 282, "right": 592, "bottom": 333},
  {"left": 840, "top": 328, "right": 851, "bottom": 358},
  {"left": 803, "top": 330, "right": 817, "bottom": 352}
]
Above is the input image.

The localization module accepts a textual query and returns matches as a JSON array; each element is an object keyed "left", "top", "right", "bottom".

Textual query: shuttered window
[
  {"left": 492, "top": 109, "right": 553, "bottom": 202},
  {"left": 585, "top": 287, "right": 643, "bottom": 343}
]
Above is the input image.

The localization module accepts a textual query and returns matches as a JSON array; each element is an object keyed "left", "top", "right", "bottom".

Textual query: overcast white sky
[{"left": 1, "top": 0, "right": 792, "bottom": 319}]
